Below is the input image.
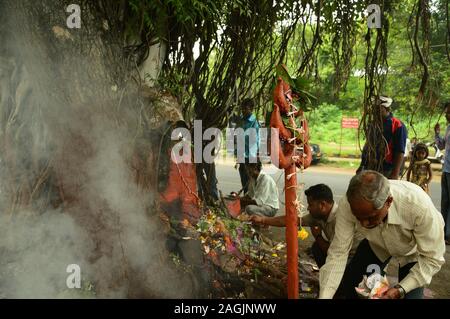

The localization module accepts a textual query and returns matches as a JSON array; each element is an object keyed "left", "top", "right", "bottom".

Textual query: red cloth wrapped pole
[
  {"left": 285, "top": 164, "right": 299, "bottom": 299},
  {"left": 270, "top": 73, "right": 304, "bottom": 299}
]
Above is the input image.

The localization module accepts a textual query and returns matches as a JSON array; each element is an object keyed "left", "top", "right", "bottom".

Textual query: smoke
[
  {"left": 0, "top": 212, "right": 94, "bottom": 298},
  {"left": 0, "top": 0, "right": 197, "bottom": 298}
]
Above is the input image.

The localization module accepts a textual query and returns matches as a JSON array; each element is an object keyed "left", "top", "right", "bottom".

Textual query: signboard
[{"left": 341, "top": 117, "right": 359, "bottom": 129}]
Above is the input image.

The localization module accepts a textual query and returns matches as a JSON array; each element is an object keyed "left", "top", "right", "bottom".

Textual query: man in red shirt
[{"left": 357, "top": 96, "right": 408, "bottom": 179}]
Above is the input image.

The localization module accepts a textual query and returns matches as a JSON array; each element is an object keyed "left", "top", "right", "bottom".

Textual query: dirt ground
[{"left": 428, "top": 248, "right": 450, "bottom": 298}]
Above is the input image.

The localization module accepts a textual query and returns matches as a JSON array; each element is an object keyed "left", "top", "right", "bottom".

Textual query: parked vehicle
[
  {"left": 425, "top": 142, "right": 445, "bottom": 164},
  {"left": 310, "top": 143, "right": 322, "bottom": 164}
]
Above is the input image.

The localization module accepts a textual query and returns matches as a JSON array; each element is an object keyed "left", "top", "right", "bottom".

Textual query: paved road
[{"left": 216, "top": 163, "right": 442, "bottom": 212}]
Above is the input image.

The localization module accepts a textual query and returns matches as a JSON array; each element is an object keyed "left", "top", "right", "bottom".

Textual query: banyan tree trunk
[{"left": 0, "top": 0, "right": 200, "bottom": 298}]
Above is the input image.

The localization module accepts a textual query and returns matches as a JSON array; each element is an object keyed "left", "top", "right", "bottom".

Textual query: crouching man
[
  {"left": 239, "top": 161, "right": 279, "bottom": 217},
  {"left": 249, "top": 184, "right": 362, "bottom": 268},
  {"left": 320, "top": 170, "right": 446, "bottom": 299}
]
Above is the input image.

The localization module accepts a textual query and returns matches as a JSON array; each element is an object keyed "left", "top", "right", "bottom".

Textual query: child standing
[{"left": 407, "top": 143, "right": 432, "bottom": 193}]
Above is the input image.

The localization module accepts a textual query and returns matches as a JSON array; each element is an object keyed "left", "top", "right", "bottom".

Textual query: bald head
[
  {"left": 347, "top": 170, "right": 390, "bottom": 210},
  {"left": 346, "top": 170, "right": 392, "bottom": 228}
]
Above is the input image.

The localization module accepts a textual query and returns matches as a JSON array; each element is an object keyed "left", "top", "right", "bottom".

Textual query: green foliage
[
  {"left": 116, "top": 0, "right": 449, "bottom": 200},
  {"left": 128, "top": 0, "right": 221, "bottom": 28},
  {"left": 308, "top": 102, "right": 445, "bottom": 157},
  {"left": 308, "top": 103, "right": 358, "bottom": 145},
  {"left": 122, "top": 0, "right": 449, "bottom": 128},
  {"left": 274, "top": 64, "right": 316, "bottom": 107}
]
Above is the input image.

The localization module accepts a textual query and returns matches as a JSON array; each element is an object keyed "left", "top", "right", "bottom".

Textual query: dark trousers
[
  {"left": 341, "top": 239, "right": 424, "bottom": 299},
  {"left": 238, "top": 163, "right": 250, "bottom": 194},
  {"left": 197, "top": 162, "right": 219, "bottom": 202},
  {"left": 202, "top": 162, "right": 219, "bottom": 201},
  {"left": 311, "top": 242, "right": 346, "bottom": 298},
  {"left": 311, "top": 241, "right": 327, "bottom": 268},
  {"left": 441, "top": 172, "right": 450, "bottom": 240}
]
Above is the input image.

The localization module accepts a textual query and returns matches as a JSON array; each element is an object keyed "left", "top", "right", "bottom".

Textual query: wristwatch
[{"left": 394, "top": 284, "right": 406, "bottom": 299}]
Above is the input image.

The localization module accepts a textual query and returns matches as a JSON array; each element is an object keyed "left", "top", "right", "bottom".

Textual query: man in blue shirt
[
  {"left": 357, "top": 96, "right": 408, "bottom": 179},
  {"left": 434, "top": 101, "right": 450, "bottom": 245},
  {"left": 235, "top": 98, "right": 260, "bottom": 193}
]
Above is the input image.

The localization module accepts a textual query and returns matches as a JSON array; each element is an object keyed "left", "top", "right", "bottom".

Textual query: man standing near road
[
  {"left": 234, "top": 98, "right": 260, "bottom": 193},
  {"left": 434, "top": 101, "right": 450, "bottom": 245},
  {"left": 319, "top": 170, "right": 445, "bottom": 299},
  {"left": 357, "top": 96, "right": 408, "bottom": 180}
]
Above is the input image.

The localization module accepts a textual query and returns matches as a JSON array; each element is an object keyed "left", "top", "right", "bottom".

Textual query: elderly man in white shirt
[
  {"left": 319, "top": 170, "right": 446, "bottom": 299},
  {"left": 239, "top": 161, "right": 279, "bottom": 217}
]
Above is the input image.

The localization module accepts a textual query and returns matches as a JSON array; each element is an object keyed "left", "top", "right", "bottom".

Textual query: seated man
[
  {"left": 249, "top": 184, "right": 362, "bottom": 268},
  {"left": 239, "top": 161, "right": 279, "bottom": 217},
  {"left": 320, "top": 170, "right": 446, "bottom": 299}
]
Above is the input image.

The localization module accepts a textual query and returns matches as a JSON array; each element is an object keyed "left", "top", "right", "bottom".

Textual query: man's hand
[
  {"left": 389, "top": 173, "right": 399, "bottom": 180},
  {"left": 234, "top": 163, "right": 239, "bottom": 169},
  {"left": 249, "top": 215, "right": 265, "bottom": 225},
  {"left": 389, "top": 153, "right": 402, "bottom": 180},
  {"left": 434, "top": 123, "right": 440, "bottom": 135},
  {"left": 311, "top": 226, "right": 322, "bottom": 239},
  {"left": 381, "top": 287, "right": 402, "bottom": 299}
]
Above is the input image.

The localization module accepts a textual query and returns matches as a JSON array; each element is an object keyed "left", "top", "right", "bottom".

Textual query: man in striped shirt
[{"left": 319, "top": 170, "right": 445, "bottom": 299}]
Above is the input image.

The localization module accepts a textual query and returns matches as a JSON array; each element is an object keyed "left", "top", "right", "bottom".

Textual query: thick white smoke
[{"left": 0, "top": 0, "right": 197, "bottom": 298}]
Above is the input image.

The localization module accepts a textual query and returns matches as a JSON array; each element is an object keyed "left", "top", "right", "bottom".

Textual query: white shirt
[
  {"left": 246, "top": 172, "right": 279, "bottom": 209},
  {"left": 319, "top": 180, "right": 445, "bottom": 299},
  {"left": 404, "top": 138, "right": 412, "bottom": 157}
]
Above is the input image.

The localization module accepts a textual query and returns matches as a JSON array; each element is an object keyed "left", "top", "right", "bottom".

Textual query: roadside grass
[
  {"left": 314, "top": 150, "right": 442, "bottom": 176},
  {"left": 313, "top": 142, "right": 362, "bottom": 158},
  {"left": 315, "top": 157, "right": 360, "bottom": 170}
]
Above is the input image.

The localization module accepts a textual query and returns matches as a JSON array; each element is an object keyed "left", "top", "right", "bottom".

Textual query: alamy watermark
[
  {"left": 169, "top": 120, "right": 287, "bottom": 174},
  {"left": 367, "top": 264, "right": 381, "bottom": 275},
  {"left": 63, "top": 4, "right": 380, "bottom": 32},
  {"left": 66, "top": 264, "right": 81, "bottom": 289},
  {"left": 66, "top": 4, "right": 81, "bottom": 29},
  {"left": 367, "top": 4, "right": 381, "bottom": 29}
]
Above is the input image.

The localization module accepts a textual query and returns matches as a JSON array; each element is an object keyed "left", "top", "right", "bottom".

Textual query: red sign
[{"left": 341, "top": 117, "right": 359, "bottom": 129}]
